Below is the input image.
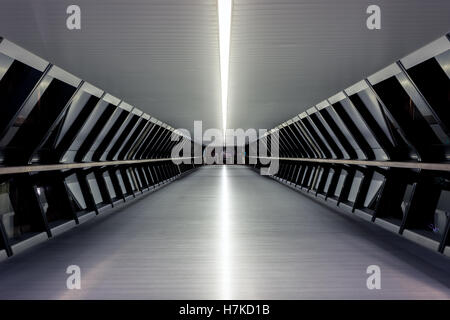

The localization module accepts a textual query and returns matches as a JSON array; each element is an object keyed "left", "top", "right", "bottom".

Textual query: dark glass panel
[
  {"left": 0, "top": 59, "right": 43, "bottom": 137},
  {"left": 6, "top": 78, "right": 77, "bottom": 163},
  {"left": 373, "top": 76, "right": 441, "bottom": 159},
  {"left": 407, "top": 57, "right": 450, "bottom": 133}
]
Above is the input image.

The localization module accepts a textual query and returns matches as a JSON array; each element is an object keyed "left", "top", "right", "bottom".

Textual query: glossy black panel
[
  {"left": 407, "top": 56, "right": 450, "bottom": 135},
  {"left": 0, "top": 58, "right": 43, "bottom": 138},
  {"left": 5, "top": 78, "right": 77, "bottom": 164},
  {"left": 373, "top": 76, "right": 442, "bottom": 160}
]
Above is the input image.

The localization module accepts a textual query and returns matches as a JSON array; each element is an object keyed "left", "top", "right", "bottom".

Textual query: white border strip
[
  {"left": 48, "top": 65, "right": 82, "bottom": 87},
  {"left": 367, "top": 63, "right": 401, "bottom": 85},
  {"left": 103, "top": 93, "right": 121, "bottom": 106},
  {"left": 0, "top": 38, "right": 48, "bottom": 72},
  {"left": 401, "top": 36, "right": 450, "bottom": 69}
]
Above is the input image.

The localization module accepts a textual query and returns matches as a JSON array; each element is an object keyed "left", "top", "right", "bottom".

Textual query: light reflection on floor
[{"left": 220, "top": 165, "right": 231, "bottom": 299}]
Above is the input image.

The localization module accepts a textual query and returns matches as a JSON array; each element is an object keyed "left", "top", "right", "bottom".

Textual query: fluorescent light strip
[{"left": 218, "top": 0, "right": 232, "bottom": 137}]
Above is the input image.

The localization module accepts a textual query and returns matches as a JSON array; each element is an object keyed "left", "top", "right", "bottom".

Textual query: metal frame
[
  {"left": 0, "top": 37, "right": 201, "bottom": 258},
  {"left": 248, "top": 33, "right": 450, "bottom": 255}
]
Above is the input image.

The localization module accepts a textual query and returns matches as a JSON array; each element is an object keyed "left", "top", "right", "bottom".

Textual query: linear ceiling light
[{"left": 218, "top": 0, "right": 232, "bottom": 137}]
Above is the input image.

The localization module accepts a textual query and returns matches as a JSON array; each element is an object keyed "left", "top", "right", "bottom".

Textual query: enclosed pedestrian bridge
[{"left": 0, "top": 1, "right": 449, "bottom": 300}]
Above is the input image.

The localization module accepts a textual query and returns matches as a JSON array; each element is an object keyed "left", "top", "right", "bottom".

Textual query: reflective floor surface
[{"left": 0, "top": 166, "right": 449, "bottom": 299}]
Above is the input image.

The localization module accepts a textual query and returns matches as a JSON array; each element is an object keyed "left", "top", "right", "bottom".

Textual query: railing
[
  {"left": 0, "top": 157, "right": 199, "bottom": 175},
  {"left": 247, "top": 33, "right": 450, "bottom": 255},
  {"left": 251, "top": 156, "right": 450, "bottom": 171}
]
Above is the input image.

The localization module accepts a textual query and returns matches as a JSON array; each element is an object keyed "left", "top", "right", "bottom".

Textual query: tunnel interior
[{"left": 0, "top": 2, "right": 449, "bottom": 300}]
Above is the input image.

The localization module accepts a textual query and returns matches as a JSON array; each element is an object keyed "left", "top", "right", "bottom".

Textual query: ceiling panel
[
  {"left": 0, "top": 0, "right": 221, "bottom": 141},
  {"left": 229, "top": 0, "right": 450, "bottom": 132}
]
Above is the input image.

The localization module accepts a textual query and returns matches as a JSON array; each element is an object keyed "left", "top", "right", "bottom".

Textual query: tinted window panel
[
  {"left": 407, "top": 56, "right": 450, "bottom": 132},
  {"left": 373, "top": 76, "right": 441, "bottom": 159},
  {"left": 6, "top": 78, "right": 77, "bottom": 163},
  {"left": 0, "top": 58, "right": 43, "bottom": 137}
]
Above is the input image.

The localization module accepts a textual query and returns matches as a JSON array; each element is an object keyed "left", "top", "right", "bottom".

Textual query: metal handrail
[
  {"left": 250, "top": 156, "right": 450, "bottom": 172},
  {"left": 0, "top": 157, "right": 199, "bottom": 175}
]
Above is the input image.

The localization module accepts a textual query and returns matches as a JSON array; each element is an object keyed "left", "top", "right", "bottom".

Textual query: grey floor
[{"left": 0, "top": 165, "right": 449, "bottom": 299}]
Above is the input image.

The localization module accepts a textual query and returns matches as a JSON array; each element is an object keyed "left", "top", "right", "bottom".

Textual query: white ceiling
[
  {"left": 0, "top": 0, "right": 221, "bottom": 141},
  {"left": 229, "top": 0, "right": 450, "bottom": 131},
  {"left": 0, "top": 0, "right": 450, "bottom": 141}
]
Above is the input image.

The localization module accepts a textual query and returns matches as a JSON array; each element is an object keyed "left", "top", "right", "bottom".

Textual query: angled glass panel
[
  {"left": 364, "top": 172, "right": 384, "bottom": 209},
  {"left": 128, "top": 118, "right": 153, "bottom": 160},
  {"left": 350, "top": 88, "right": 395, "bottom": 146},
  {"left": 86, "top": 173, "right": 104, "bottom": 206},
  {"left": 133, "top": 121, "right": 157, "bottom": 160},
  {"left": 62, "top": 94, "right": 120, "bottom": 163},
  {"left": 0, "top": 52, "right": 14, "bottom": 81},
  {"left": 106, "top": 114, "right": 139, "bottom": 161},
  {"left": 91, "top": 108, "right": 129, "bottom": 162},
  {"left": 0, "top": 66, "right": 80, "bottom": 164},
  {"left": 348, "top": 171, "right": 364, "bottom": 203},
  {"left": 300, "top": 117, "right": 335, "bottom": 158},
  {"left": 38, "top": 83, "right": 103, "bottom": 163},
  {"left": 323, "top": 168, "right": 335, "bottom": 194},
  {"left": 34, "top": 176, "right": 74, "bottom": 229},
  {"left": 336, "top": 96, "right": 388, "bottom": 160},
  {"left": 310, "top": 108, "right": 349, "bottom": 159},
  {"left": 0, "top": 39, "right": 48, "bottom": 142},
  {"left": 372, "top": 75, "right": 442, "bottom": 160},
  {"left": 100, "top": 102, "right": 135, "bottom": 161},
  {"left": 103, "top": 171, "right": 117, "bottom": 200},
  {"left": 334, "top": 171, "right": 348, "bottom": 198},
  {"left": 112, "top": 108, "right": 145, "bottom": 160},
  {"left": 150, "top": 127, "right": 171, "bottom": 159},
  {"left": 406, "top": 50, "right": 450, "bottom": 138},
  {"left": 117, "top": 118, "right": 148, "bottom": 160},
  {"left": 293, "top": 120, "right": 323, "bottom": 158},
  {"left": 115, "top": 170, "right": 128, "bottom": 195},
  {"left": 3, "top": 176, "right": 48, "bottom": 244},
  {"left": 325, "top": 101, "right": 365, "bottom": 160},
  {"left": 65, "top": 173, "right": 87, "bottom": 211},
  {"left": 284, "top": 124, "right": 310, "bottom": 157},
  {"left": 142, "top": 125, "right": 164, "bottom": 159},
  {"left": 435, "top": 190, "right": 450, "bottom": 238},
  {"left": 55, "top": 83, "right": 103, "bottom": 147},
  {"left": 0, "top": 181, "right": 15, "bottom": 241}
]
